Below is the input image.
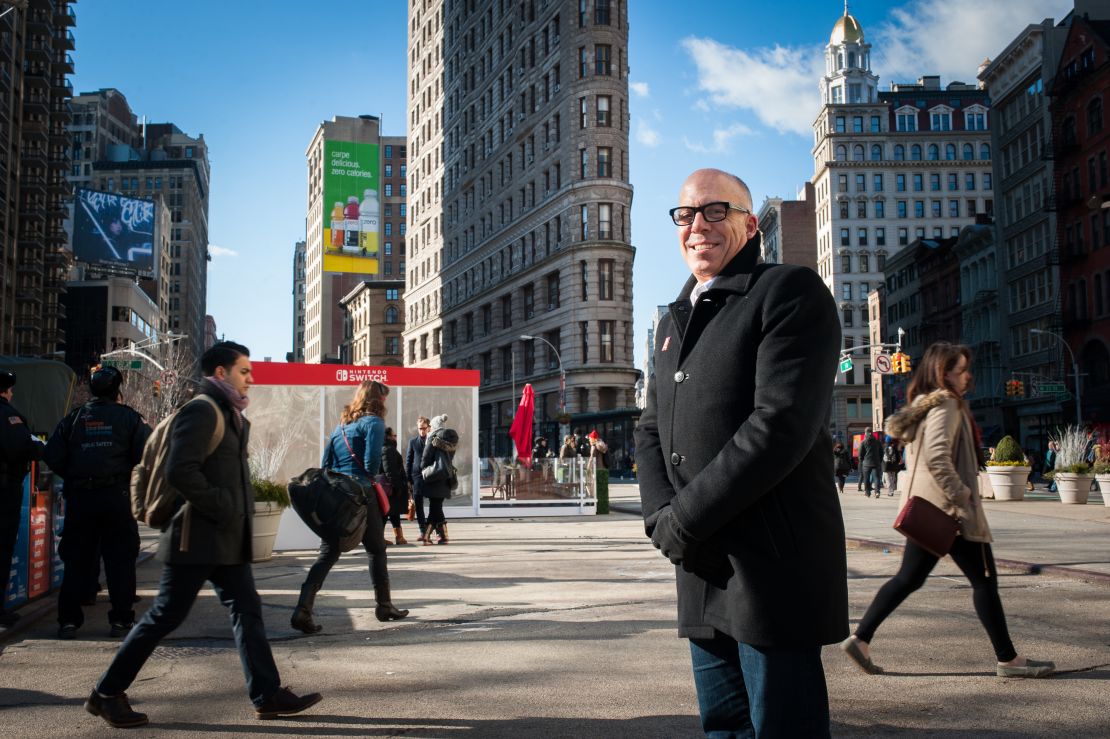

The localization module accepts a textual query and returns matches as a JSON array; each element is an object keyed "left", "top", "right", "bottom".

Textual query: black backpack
[{"left": 287, "top": 468, "right": 369, "bottom": 552}]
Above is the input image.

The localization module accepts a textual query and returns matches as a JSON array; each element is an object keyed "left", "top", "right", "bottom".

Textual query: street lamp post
[
  {"left": 520, "top": 334, "right": 565, "bottom": 415},
  {"left": 1030, "top": 328, "right": 1082, "bottom": 427}
]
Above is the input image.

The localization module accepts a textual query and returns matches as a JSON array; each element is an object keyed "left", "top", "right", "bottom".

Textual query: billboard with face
[
  {"left": 72, "top": 188, "right": 156, "bottom": 273},
  {"left": 322, "top": 140, "right": 380, "bottom": 275}
]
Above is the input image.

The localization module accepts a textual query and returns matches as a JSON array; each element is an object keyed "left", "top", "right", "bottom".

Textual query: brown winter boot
[
  {"left": 423, "top": 524, "right": 436, "bottom": 546},
  {"left": 437, "top": 523, "right": 449, "bottom": 545},
  {"left": 373, "top": 582, "right": 410, "bottom": 621},
  {"left": 393, "top": 526, "right": 408, "bottom": 545},
  {"left": 290, "top": 583, "right": 322, "bottom": 634}
]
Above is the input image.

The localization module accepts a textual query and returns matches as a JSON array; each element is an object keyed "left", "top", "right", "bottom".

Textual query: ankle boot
[
  {"left": 393, "top": 526, "right": 407, "bottom": 545},
  {"left": 373, "top": 582, "right": 410, "bottom": 621},
  {"left": 290, "top": 583, "right": 322, "bottom": 634},
  {"left": 437, "top": 523, "right": 449, "bottom": 545},
  {"left": 423, "top": 524, "right": 436, "bottom": 546}
]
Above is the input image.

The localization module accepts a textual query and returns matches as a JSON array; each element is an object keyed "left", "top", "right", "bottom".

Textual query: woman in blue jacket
[{"left": 291, "top": 380, "right": 409, "bottom": 633}]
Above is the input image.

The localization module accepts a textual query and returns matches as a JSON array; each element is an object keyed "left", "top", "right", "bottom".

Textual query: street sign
[
  {"left": 102, "top": 359, "right": 142, "bottom": 370},
  {"left": 839, "top": 357, "right": 853, "bottom": 373},
  {"left": 1037, "top": 382, "right": 1066, "bottom": 394},
  {"left": 160, "top": 369, "right": 178, "bottom": 385},
  {"left": 873, "top": 354, "right": 892, "bottom": 375}
]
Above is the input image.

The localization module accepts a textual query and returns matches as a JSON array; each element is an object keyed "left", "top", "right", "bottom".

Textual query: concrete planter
[
  {"left": 1054, "top": 473, "right": 1092, "bottom": 505},
  {"left": 252, "top": 501, "right": 285, "bottom": 562},
  {"left": 985, "top": 465, "right": 1031, "bottom": 501},
  {"left": 1095, "top": 474, "right": 1110, "bottom": 507}
]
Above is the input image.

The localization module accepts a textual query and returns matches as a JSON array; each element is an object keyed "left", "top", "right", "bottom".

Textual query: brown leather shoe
[
  {"left": 85, "top": 690, "right": 149, "bottom": 728},
  {"left": 255, "top": 687, "right": 323, "bottom": 719}
]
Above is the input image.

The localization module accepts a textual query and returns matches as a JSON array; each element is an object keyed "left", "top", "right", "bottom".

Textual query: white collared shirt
[{"left": 689, "top": 277, "right": 717, "bottom": 306}]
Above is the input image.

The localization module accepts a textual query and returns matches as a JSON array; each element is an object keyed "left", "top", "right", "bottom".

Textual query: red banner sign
[{"left": 251, "top": 361, "right": 480, "bottom": 388}]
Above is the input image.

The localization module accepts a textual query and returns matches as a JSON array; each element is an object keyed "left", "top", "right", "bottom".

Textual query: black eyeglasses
[{"left": 669, "top": 202, "right": 751, "bottom": 226}]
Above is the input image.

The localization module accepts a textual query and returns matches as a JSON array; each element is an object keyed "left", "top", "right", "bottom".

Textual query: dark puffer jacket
[{"left": 420, "top": 428, "right": 459, "bottom": 499}]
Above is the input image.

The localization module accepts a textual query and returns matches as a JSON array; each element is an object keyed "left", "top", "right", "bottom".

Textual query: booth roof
[{"left": 251, "top": 361, "right": 480, "bottom": 388}]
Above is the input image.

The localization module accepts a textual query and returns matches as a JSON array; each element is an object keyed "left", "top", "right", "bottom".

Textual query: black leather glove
[
  {"left": 650, "top": 507, "right": 695, "bottom": 565},
  {"left": 681, "top": 546, "right": 735, "bottom": 590}
]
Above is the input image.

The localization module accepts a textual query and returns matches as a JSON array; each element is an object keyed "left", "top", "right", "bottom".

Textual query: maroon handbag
[{"left": 893, "top": 495, "right": 958, "bottom": 557}]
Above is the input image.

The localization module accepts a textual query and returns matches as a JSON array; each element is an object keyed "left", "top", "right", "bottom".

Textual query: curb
[{"left": 0, "top": 549, "right": 157, "bottom": 648}]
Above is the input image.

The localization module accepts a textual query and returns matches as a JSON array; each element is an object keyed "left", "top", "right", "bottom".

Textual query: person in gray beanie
[{"left": 420, "top": 414, "right": 459, "bottom": 544}]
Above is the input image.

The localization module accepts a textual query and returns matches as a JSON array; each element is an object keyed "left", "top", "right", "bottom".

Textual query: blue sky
[{"left": 72, "top": 0, "right": 1070, "bottom": 366}]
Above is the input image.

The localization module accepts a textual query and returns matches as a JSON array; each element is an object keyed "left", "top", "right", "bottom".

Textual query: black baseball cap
[
  {"left": 0, "top": 370, "right": 14, "bottom": 392},
  {"left": 90, "top": 367, "right": 124, "bottom": 398}
]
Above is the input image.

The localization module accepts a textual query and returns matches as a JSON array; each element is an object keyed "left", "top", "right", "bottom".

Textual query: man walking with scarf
[{"left": 84, "top": 342, "right": 321, "bottom": 728}]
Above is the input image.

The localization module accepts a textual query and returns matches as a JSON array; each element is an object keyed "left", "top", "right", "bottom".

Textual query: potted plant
[
  {"left": 251, "top": 478, "right": 291, "bottom": 562},
  {"left": 1048, "top": 426, "right": 1093, "bottom": 505},
  {"left": 1093, "top": 447, "right": 1110, "bottom": 508},
  {"left": 984, "top": 435, "right": 1031, "bottom": 501}
]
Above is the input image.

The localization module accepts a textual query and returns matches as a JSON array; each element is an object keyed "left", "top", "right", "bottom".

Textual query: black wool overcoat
[
  {"left": 159, "top": 381, "right": 254, "bottom": 565},
  {"left": 635, "top": 240, "right": 849, "bottom": 647}
]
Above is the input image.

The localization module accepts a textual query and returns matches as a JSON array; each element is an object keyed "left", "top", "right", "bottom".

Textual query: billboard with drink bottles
[{"left": 322, "top": 140, "right": 380, "bottom": 275}]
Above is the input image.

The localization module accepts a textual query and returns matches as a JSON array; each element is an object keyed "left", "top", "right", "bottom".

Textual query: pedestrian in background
[
  {"left": 637, "top": 168, "right": 846, "bottom": 737},
  {"left": 45, "top": 367, "right": 150, "bottom": 639},
  {"left": 421, "top": 414, "right": 459, "bottom": 545},
  {"left": 381, "top": 426, "right": 409, "bottom": 545},
  {"left": 291, "top": 380, "right": 408, "bottom": 634},
  {"left": 588, "top": 430, "right": 609, "bottom": 470},
  {"left": 883, "top": 439, "right": 901, "bottom": 495},
  {"left": 833, "top": 440, "right": 852, "bottom": 494},
  {"left": 87, "top": 341, "right": 322, "bottom": 728},
  {"left": 840, "top": 342, "right": 1054, "bottom": 679},
  {"left": 405, "top": 416, "right": 430, "bottom": 541},
  {"left": 860, "top": 427, "right": 884, "bottom": 498},
  {"left": 0, "top": 370, "right": 46, "bottom": 629}
]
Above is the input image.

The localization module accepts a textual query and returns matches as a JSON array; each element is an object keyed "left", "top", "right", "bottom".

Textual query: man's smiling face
[{"left": 676, "top": 169, "right": 758, "bottom": 283}]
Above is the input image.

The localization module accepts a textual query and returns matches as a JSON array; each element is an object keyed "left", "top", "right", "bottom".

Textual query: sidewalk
[
  {"left": 609, "top": 481, "right": 1110, "bottom": 582},
  {"left": 0, "top": 493, "right": 1107, "bottom": 737}
]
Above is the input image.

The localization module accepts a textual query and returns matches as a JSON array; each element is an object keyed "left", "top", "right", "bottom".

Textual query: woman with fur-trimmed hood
[
  {"left": 420, "top": 414, "right": 459, "bottom": 545},
  {"left": 839, "top": 343, "right": 1054, "bottom": 679}
]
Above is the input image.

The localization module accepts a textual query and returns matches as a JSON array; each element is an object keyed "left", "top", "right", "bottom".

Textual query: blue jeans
[
  {"left": 96, "top": 562, "right": 281, "bottom": 707},
  {"left": 689, "top": 634, "right": 830, "bottom": 739},
  {"left": 861, "top": 466, "right": 882, "bottom": 495}
]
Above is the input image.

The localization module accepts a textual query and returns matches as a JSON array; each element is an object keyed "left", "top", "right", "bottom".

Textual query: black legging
[
  {"left": 427, "top": 497, "right": 446, "bottom": 526},
  {"left": 303, "top": 497, "right": 389, "bottom": 590},
  {"left": 855, "top": 536, "right": 1017, "bottom": 662}
]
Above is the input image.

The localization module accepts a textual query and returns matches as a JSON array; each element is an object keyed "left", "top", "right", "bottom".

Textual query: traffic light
[
  {"left": 901, "top": 354, "right": 911, "bottom": 374},
  {"left": 153, "top": 380, "right": 161, "bottom": 397},
  {"left": 1014, "top": 379, "right": 1023, "bottom": 397},
  {"left": 891, "top": 352, "right": 911, "bottom": 374}
]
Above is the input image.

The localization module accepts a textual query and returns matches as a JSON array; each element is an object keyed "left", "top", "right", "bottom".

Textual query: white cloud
[
  {"left": 636, "top": 120, "right": 662, "bottom": 147},
  {"left": 209, "top": 245, "right": 239, "bottom": 258},
  {"left": 683, "top": 122, "right": 755, "bottom": 154},
  {"left": 871, "top": 0, "right": 1073, "bottom": 84},
  {"left": 630, "top": 81, "right": 650, "bottom": 97},
  {"left": 682, "top": 37, "right": 824, "bottom": 136}
]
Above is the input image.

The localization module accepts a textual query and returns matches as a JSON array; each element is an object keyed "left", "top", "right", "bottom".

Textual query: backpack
[
  {"left": 130, "top": 395, "right": 225, "bottom": 529},
  {"left": 287, "top": 467, "right": 369, "bottom": 552},
  {"left": 883, "top": 444, "right": 897, "bottom": 464}
]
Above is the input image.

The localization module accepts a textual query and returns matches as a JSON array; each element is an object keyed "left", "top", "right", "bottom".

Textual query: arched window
[
  {"left": 871, "top": 144, "right": 882, "bottom": 161},
  {"left": 848, "top": 51, "right": 856, "bottom": 68},
  {"left": 837, "top": 53, "right": 843, "bottom": 70},
  {"left": 836, "top": 144, "right": 847, "bottom": 161},
  {"left": 963, "top": 143, "right": 974, "bottom": 160},
  {"left": 980, "top": 143, "right": 991, "bottom": 160},
  {"left": 853, "top": 144, "right": 864, "bottom": 161},
  {"left": 385, "top": 306, "right": 398, "bottom": 324},
  {"left": 911, "top": 144, "right": 922, "bottom": 161},
  {"left": 945, "top": 143, "right": 957, "bottom": 160},
  {"left": 927, "top": 144, "right": 939, "bottom": 161},
  {"left": 1088, "top": 97, "right": 1103, "bottom": 135},
  {"left": 894, "top": 144, "right": 905, "bottom": 161}
]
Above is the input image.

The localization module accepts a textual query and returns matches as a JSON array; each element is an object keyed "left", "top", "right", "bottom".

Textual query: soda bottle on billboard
[
  {"left": 330, "top": 202, "right": 345, "bottom": 250},
  {"left": 359, "top": 188, "right": 379, "bottom": 257},
  {"left": 344, "top": 196, "right": 360, "bottom": 252}
]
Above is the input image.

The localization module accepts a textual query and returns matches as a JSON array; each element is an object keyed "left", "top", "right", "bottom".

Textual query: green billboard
[{"left": 323, "top": 140, "right": 380, "bottom": 275}]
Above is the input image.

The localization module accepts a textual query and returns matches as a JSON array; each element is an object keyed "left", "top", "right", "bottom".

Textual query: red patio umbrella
[{"left": 508, "top": 383, "right": 534, "bottom": 463}]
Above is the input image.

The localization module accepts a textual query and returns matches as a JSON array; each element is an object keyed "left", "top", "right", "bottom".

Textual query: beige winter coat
[{"left": 885, "top": 389, "right": 992, "bottom": 543}]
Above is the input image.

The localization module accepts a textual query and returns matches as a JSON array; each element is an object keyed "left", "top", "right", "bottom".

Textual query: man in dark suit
[
  {"left": 404, "top": 416, "right": 430, "bottom": 540},
  {"left": 859, "top": 427, "right": 884, "bottom": 497},
  {"left": 84, "top": 342, "right": 321, "bottom": 728},
  {"left": 0, "top": 370, "right": 46, "bottom": 628},
  {"left": 636, "top": 169, "right": 846, "bottom": 737}
]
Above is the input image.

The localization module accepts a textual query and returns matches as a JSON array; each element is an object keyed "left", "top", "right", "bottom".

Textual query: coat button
[
  {"left": 670, "top": 452, "right": 682, "bottom": 466},
  {"left": 673, "top": 371, "right": 686, "bottom": 383}
]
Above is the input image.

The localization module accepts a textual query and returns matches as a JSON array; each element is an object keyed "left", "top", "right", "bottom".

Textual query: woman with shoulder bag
[
  {"left": 840, "top": 342, "right": 1054, "bottom": 678},
  {"left": 291, "top": 380, "right": 409, "bottom": 634},
  {"left": 420, "top": 414, "right": 459, "bottom": 545}
]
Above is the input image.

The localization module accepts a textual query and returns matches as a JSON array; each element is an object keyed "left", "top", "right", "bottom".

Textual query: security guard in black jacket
[
  {"left": 0, "top": 370, "right": 46, "bottom": 628},
  {"left": 45, "top": 367, "right": 151, "bottom": 639}
]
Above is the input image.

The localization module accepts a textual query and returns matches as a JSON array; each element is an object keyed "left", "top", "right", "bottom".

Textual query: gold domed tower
[{"left": 821, "top": 2, "right": 878, "bottom": 105}]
